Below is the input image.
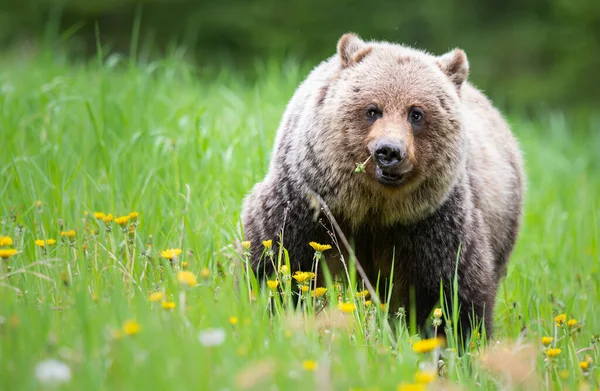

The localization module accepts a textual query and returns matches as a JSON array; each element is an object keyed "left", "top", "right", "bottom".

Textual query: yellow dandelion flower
[
  {"left": 200, "top": 267, "right": 210, "bottom": 279},
  {"left": 129, "top": 212, "right": 139, "bottom": 220},
  {"left": 301, "top": 285, "right": 310, "bottom": 293},
  {"left": 364, "top": 300, "right": 372, "bottom": 307},
  {"left": 181, "top": 261, "right": 188, "bottom": 269},
  {"left": 554, "top": 313, "right": 567, "bottom": 326},
  {"left": 356, "top": 289, "right": 370, "bottom": 298},
  {"left": 397, "top": 384, "right": 426, "bottom": 391},
  {"left": 0, "top": 236, "right": 13, "bottom": 247},
  {"left": 46, "top": 239, "right": 56, "bottom": 246},
  {"left": 160, "top": 248, "right": 183, "bottom": 259},
  {"left": 279, "top": 264, "right": 289, "bottom": 274},
  {"left": 177, "top": 271, "right": 197, "bottom": 287},
  {"left": 579, "top": 361, "right": 589, "bottom": 370},
  {"left": 308, "top": 242, "right": 332, "bottom": 252},
  {"left": 338, "top": 302, "right": 356, "bottom": 313},
  {"left": 541, "top": 336, "right": 553, "bottom": 346},
  {"left": 102, "top": 213, "right": 114, "bottom": 223},
  {"left": 0, "top": 248, "right": 17, "bottom": 258},
  {"left": 433, "top": 308, "right": 443, "bottom": 318},
  {"left": 415, "top": 370, "right": 436, "bottom": 384},
  {"left": 292, "top": 271, "right": 315, "bottom": 283},
  {"left": 567, "top": 318, "right": 577, "bottom": 327},
  {"left": 148, "top": 291, "right": 164, "bottom": 302},
  {"left": 312, "top": 287, "right": 328, "bottom": 297},
  {"left": 267, "top": 280, "right": 279, "bottom": 290},
  {"left": 60, "top": 230, "right": 76, "bottom": 238},
  {"left": 412, "top": 337, "right": 444, "bottom": 353},
  {"left": 229, "top": 316, "right": 238, "bottom": 325},
  {"left": 122, "top": 320, "right": 141, "bottom": 336},
  {"left": 161, "top": 301, "right": 176, "bottom": 310},
  {"left": 302, "top": 360, "right": 317, "bottom": 371},
  {"left": 546, "top": 348, "right": 562, "bottom": 358},
  {"left": 262, "top": 240, "right": 272, "bottom": 249},
  {"left": 93, "top": 212, "right": 105, "bottom": 219},
  {"left": 114, "top": 216, "right": 129, "bottom": 226},
  {"left": 35, "top": 239, "right": 45, "bottom": 247},
  {"left": 241, "top": 241, "right": 251, "bottom": 250}
]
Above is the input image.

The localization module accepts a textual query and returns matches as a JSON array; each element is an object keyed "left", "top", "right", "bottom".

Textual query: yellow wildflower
[
  {"left": 35, "top": 239, "right": 45, "bottom": 247},
  {"left": 579, "top": 361, "right": 589, "bottom": 370},
  {"left": 412, "top": 337, "right": 444, "bottom": 353},
  {"left": 160, "top": 248, "right": 183, "bottom": 259},
  {"left": 129, "top": 212, "right": 139, "bottom": 220},
  {"left": 177, "top": 271, "right": 197, "bottom": 287},
  {"left": 267, "top": 280, "right": 279, "bottom": 290},
  {"left": 200, "top": 267, "right": 211, "bottom": 279},
  {"left": 415, "top": 370, "right": 436, "bottom": 384},
  {"left": 181, "top": 261, "right": 188, "bottom": 269},
  {"left": 229, "top": 316, "right": 238, "bottom": 325},
  {"left": 397, "top": 384, "right": 426, "bottom": 391},
  {"left": 114, "top": 216, "right": 129, "bottom": 226},
  {"left": 567, "top": 318, "right": 577, "bottom": 327},
  {"left": 35, "top": 239, "right": 55, "bottom": 247},
  {"left": 338, "top": 302, "right": 356, "bottom": 313},
  {"left": 356, "top": 289, "right": 370, "bottom": 298},
  {"left": 47, "top": 239, "right": 57, "bottom": 245},
  {"left": 380, "top": 303, "right": 387, "bottom": 311},
  {"left": 60, "top": 230, "right": 76, "bottom": 238},
  {"left": 36, "top": 200, "right": 42, "bottom": 208},
  {"left": 0, "top": 249, "right": 17, "bottom": 259},
  {"left": 433, "top": 308, "right": 443, "bottom": 318},
  {"left": 292, "top": 271, "right": 315, "bottom": 283},
  {"left": 312, "top": 287, "right": 328, "bottom": 297},
  {"left": 554, "top": 313, "right": 567, "bottom": 326},
  {"left": 241, "top": 241, "right": 251, "bottom": 250},
  {"left": 161, "top": 301, "right": 176, "bottom": 310},
  {"left": 123, "top": 320, "right": 141, "bottom": 336},
  {"left": 308, "top": 242, "right": 332, "bottom": 252},
  {"left": 279, "top": 264, "right": 289, "bottom": 274},
  {"left": 262, "top": 240, "right": 272, "bottom": 249},
  {"left": 541, "top": 336, "right": 553, "bottom": 346},
  {"left": 301, "top": 285, "right": 310, "bottom": 293},
  {"left": 93, "top": 212, "right": 105, "bottom": 219},
  {"left": 0, "top": 236, "right": 13, "bottom": 246},
  {"left": 148, "top": 291, "right": 164, "bottom": 302},
  {"left": 102, "top": 213, "right": 114, "bottom": 223},
  {"left": 364, "top": 300, "right": 372, "bottom": 307},
  {"left": 546, "top": 348, "right": 562, "bottom": 358},
  {"left": 302, "top": 360, "right": 317, "bottom": 371}
]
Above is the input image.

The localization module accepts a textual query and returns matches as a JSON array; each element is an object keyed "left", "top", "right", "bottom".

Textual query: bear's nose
[{"left": 373, "top": 141, "right": 407, "bottom": 168}]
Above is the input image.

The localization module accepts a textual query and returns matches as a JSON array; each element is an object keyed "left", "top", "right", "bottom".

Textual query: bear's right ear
[{"left": 337, "top": 33, "right": 371, "bottom": 68}]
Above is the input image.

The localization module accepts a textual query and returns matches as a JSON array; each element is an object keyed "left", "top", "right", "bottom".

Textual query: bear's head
[{"left": 317, "top": 33, "right": 470, "bottom": 226}]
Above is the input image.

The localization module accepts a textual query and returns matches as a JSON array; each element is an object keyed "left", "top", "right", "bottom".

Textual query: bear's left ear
[
  {"left": 337, "top": 33, "right": 372, "bottom": 68},
  {"left": 437, "top": 49, "right": 469, "bottom": 89}
]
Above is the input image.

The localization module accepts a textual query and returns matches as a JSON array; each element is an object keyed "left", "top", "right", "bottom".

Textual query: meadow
[{"left": 0, "top": 50, "right": 599, "bottom": 391}]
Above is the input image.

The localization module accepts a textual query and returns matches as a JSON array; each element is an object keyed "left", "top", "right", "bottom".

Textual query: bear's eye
[
  {"left": 366, "top": 105, "right": 382, "bottom": 121},
  {"left": 408, "top": 107, "right": 425, "bottom": 126}
]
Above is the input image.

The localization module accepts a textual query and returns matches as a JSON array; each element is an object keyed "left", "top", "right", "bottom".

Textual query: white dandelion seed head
[
  {"left": 34, "top": 359, "right": 72, "bottom": 385},
  {"left": 198, "top": 328, "right": 226, "bottom": 347}
]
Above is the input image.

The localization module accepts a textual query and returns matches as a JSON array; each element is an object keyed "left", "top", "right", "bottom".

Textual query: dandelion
[
  {"left": 541, "top": 336, "right": 553, "bottom": 346},
  {"left": 129, "top": 212, "right": 139, "bottom": 220},
  {"left": 267, "top": 280, "right": 279, "bottom": 290},
  {"left": 356, "top": 289, "right": 370, "bottom": 298},
  {"left": 161, "top": 301, "right": 176, "bottom": 310},
  {"left": 364, "top": 300, "right": 372, "bottom": 307},
  {"left": 567, "top": 318, "right": 577, "bottom": 327},
  {"left": 554, "top": 313, "right": 567, "bottom": 326},
  {"left": 579, "top": 361, "right": 589, "bottom": 370},
  {"left": 160, "top": 248, "right": 183, "bottom": 259},
  {"left": 241, "top": 241, "right": 251, "bottom": 250},
  {"left": 122, "top": 320, "right": 141, "bottom": 336},
  {"left": 397, "top": 384, "right": 426, "bottom": 391},
  {"left": 60, "top": 230, "right": 76, "bottom": 238},
  {"left": 114, "top": 216, "right": 129, "bottom": 226},
  {"left": 262, "top": 240, "right": 272, "bottom": 249},
  {"left": 200, "top": 267, "right": 210, "bottom": 279},
  {"left": 292, "top": 271, "right": 315, "bottom": 283},
  {"left": 181, "top": 261, "right": 188, "bottom": 269},
  {"left": 198, "top": 328, "right": 226, "bottom": 347},
  {"left": 415, "top": 370, "right": 436, "bottom": 384},
  {"left": 433, "top": 308, "right": 443, "bottom": 318},
  {"left": 35, "top": 240, "right": 45, "bottom": 247},
  {"left": 46, "top": 239, "right": 56, "bottom": 245},
  {"left": 0, "top": 236, "right": 13, "bottom": 246},
  {"left": 338, "top": 302, "right": 356, "bottom": 313},
  {"left": 34, "top": 359, "right": 71, "bottom": 385},
  {"left": 546, "top": 348, "right": 562, "bottom": 358},
  {"left": 302, "top": 360, "right": 317, "bottom": 371},
  {"left": 309, "top": 242, "right": 332, "bottom": 252},
  {"left": 0, "top": 249, "right": 17, "bottom": 259},
  {"left": 102, "top": 213, "right": 114, "bottom": 223},
  {"left": 148, "top": 291, "right": 164, "bottom": 302},
  {"left": 301, "top": 285, "right": 310, "bottom": 293},
  {"left": 35, "top": 239, "right": 56, "bottom": 248},
  {"left": 312, "top": 287, "right": 328, "bottom": 297},
  {"left": 229, "top": 316, "right": 239, "bottom": 325},
  {"left": 93, "top": 212, "right": 105, "bottom": 219},
  {"left": 412, "top": 338, "right": 444, "bottom": 353},
  {"left": 177, "top": 271, "right": 197, "bottom": 287}
]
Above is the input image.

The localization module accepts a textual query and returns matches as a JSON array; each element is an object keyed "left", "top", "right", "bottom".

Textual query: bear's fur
[{"left": 241, "top": 33, "right": 525, "bottom": 338}]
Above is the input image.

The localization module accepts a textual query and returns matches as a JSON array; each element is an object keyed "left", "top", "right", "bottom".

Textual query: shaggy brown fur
[{"left": 241, "top": 33, "right": 525, "bottom": 338}]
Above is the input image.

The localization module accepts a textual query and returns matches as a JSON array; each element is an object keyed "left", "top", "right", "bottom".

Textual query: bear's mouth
[{"left": 375, "top": 166, "right": 407, "bottom": 187}]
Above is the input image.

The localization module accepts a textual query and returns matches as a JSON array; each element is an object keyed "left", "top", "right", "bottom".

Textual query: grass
[{"left": 0, "top": 49, "right": 599, "bottom": 391}]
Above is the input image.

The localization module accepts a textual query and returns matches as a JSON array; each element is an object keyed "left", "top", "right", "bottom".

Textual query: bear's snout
[{"left": 371, "top": 139, "right": 407, "bottom": 169}]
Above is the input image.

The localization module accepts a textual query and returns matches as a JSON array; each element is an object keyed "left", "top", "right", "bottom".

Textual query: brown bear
[{"left": 241, "top": 33, "right": 525, "bottom": 338}]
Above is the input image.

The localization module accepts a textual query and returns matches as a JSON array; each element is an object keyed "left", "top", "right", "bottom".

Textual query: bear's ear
[
  {"left": 337, "top": 33, "right": 370, "bottom": 68},
  {"left": 437, "top": 49, "right": 469, "bottom": 89}
]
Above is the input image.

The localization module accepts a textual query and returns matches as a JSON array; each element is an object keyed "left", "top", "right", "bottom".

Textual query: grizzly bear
[{"left": 241, "top": 33, "right": 525, "bottom": 338}]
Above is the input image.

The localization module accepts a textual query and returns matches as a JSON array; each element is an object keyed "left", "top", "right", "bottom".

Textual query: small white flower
[
  {"left": 34, "top": 359, "right": 71, "bottom": 384},
  {"left": 198, "top": 328, "right": 226, "bottom": 347}
]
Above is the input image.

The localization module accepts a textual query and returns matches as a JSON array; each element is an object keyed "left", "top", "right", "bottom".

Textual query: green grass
[{"left": 0, "top": 50, "right": 599, "bottom": 391}]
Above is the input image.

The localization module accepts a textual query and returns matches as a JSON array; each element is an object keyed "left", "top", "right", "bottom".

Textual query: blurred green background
[{"left": 1, "top": 0, "right": 598, "bottom": 114}]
